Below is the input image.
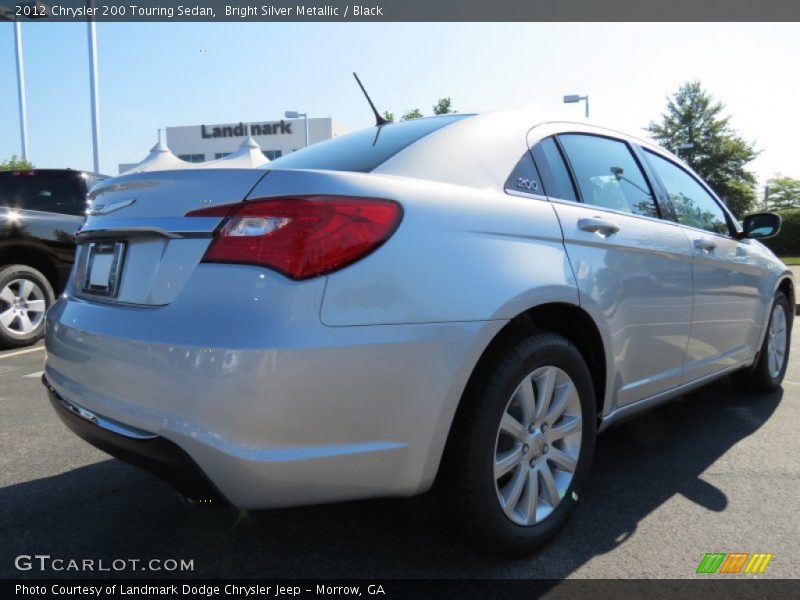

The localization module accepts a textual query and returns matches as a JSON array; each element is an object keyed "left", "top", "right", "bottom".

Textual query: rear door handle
[
  {"left": 693, "top": 238, "right": 717, "bottom": 253},
  {"left": 578, "top": 217, "right": 620, "bottom": 237}
]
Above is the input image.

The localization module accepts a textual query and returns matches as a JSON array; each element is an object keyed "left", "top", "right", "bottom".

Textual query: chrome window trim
[
  {"left": 545, "top": 195, "right": 683, "bottom": 229},
  {"left": 525, "top": 122, "right": 743, "bottom": 240}
]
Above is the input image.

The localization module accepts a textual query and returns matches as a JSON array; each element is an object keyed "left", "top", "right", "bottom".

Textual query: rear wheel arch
[
  {"left": 438, "top": 302, "right": 607, "bottom": 480},
  {"left": 0, "top": 244, "right": 62, "bottom": 294},
  {"left": 474, "top": 303, "right": 607, "bottom": 416}
]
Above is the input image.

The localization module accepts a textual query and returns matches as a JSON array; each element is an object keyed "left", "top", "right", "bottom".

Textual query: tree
[
  {"left": 401, "top": 108, "right": 423, "bottom": 121},
  {"left": 0, "top": 155, "right": 34, "bottom": 171},
  {"left": 433, "top": 97, "right": 455, "bottom": 115},
  {"left": 382, "top": 111, "right": 395, "bottom": 123},
  {"left": 646, "top": 81, "right": 758, "bottom": 217},
  {"left": 766, "top": 175, "right": 800, "bottom": 210}
]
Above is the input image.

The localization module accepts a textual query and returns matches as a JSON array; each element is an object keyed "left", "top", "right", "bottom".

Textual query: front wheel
[
  {"left": 442, "top": 331, "right": 596, "bottom": 555},
  {"left": 734, "top": 291, "right": 792, "bottom": 392}
]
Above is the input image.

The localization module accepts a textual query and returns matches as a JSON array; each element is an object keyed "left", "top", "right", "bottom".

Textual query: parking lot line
[{"left": 0, "top": 346, "right": 44, "bottom": 360}]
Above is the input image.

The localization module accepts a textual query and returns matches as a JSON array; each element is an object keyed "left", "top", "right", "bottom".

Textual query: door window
[
  {"left": 558, "top": 134, "right": 658, "bottom": 218},
  {"left": 644, "top": 151, "right": 730, "bottom": 235},
  {"left": 0, "top": 175, "right": 84, "bottom": 215}
]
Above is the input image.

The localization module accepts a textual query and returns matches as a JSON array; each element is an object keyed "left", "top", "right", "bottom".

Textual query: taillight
[{"left": 187, "top": 196, "right": 402, "bottom": 280}]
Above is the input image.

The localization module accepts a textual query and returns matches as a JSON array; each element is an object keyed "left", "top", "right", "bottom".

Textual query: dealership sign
[{"left": 201, "top": 121, "right": 293, "bottom": 138}]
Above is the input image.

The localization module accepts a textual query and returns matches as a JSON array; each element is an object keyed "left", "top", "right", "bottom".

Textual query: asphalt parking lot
[{"left": 1, "top": 325, "right": 798, "bottom": 581}]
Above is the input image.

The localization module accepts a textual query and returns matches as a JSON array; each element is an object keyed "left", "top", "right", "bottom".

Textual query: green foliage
[
  {"left": 672, "top": 195, "right": 722, "bottom": 233},
  {"left": 647, "top": 81, "right": 758, "bottom": 218},
  {"left": 433, "top": 97, "right": 455, "bottom": 115},
  {"left": 767, "top": 175, "right": 800, "bottom": 210},
  {"left": 0, "top": 155, "right": 34, "bottom": 171},
  {"left": 388, "top": 98, "right": 457, "bottom": 121},
  {"left": 760, "top": 208, "right": 800, "bottom": 257},
  {"left": 401, "top": 108, "right": 423, "bottom": 121}
]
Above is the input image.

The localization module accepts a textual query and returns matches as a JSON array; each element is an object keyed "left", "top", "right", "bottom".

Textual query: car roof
[
  {"left": 374, "top": 109, "right": 685, "bottom": 190},
  {"left": 526, "top": 120, "right": 681, "bottom": 162},
  {"left": 0, "top": 169, "right": 108, "bottom": 179}
]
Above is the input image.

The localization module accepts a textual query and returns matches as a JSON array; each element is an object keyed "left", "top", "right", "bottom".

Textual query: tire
[
  {"left": 733, "top": 291, "right": 792, "bottom": 393},
  {"left": 442, "top": 330, "right": 596, "bottom": 555},
  {"left": 0, "top": 264, "right": 55, "bottom": 349}
]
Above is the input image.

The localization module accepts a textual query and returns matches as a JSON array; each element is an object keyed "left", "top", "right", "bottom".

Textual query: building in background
[
  {"left": 118, "top": 117, "right": 344, "bottom": 173},
  {"left": 118, "top": 117, "right": 345, "bottom": 173}
]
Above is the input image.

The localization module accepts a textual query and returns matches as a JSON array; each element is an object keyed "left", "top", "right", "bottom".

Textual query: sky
[{"left": 1, "top": 22, "right": 798, "bottom": 188}]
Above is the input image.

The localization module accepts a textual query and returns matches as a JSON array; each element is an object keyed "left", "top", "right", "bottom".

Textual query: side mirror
[{"left": 742, "top": 212, "right": 782, "bottom": 239}]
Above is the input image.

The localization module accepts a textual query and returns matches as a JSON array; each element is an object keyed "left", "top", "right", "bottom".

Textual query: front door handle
[
  {"left": 578, "top": 216, "right": 620, "bottom": 237},
  {"left": 693, "top": 238, "right": 717, "bottom": 253}
]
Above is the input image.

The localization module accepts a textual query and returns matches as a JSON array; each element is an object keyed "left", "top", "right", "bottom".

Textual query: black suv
[{"left": 0, "top": 169, "right": 106, "bottom": 348}]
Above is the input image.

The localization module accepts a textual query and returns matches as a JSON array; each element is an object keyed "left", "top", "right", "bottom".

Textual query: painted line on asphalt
[
  {"left": 0, "top": 346, "right": 44, "bottom": 360},
  {"left": 24, "top": 370, "right": 44, "bottom": 379}
]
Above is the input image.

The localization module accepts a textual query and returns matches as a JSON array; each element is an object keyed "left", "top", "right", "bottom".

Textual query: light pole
[
  {"left": 676, "top": 142, "right": 694, "bottom": 160},
  {"left": 284, "top": 110, "right": 309, "bottom": 148},
  {"left": 563, "top": 94, "right": 589, "bottom": 119},
  {"left": 87, "top": 1, "right": 101, "bottom": 173},
  {"left": 13, "top": 21, "right": 29, "bottom": 161}
]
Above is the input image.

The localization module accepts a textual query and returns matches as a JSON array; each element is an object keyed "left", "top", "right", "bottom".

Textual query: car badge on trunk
[{"left": 88, "top": 197, "right": 137, "bottom": 216}]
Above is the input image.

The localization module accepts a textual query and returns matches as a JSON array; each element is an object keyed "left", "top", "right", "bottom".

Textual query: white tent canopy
[
  {"left": 197, "top": 134, "right": 269, "bottom": 169},
  {"left": 120, "top": 132, "right": 269, "bottom": 176},
  {"left": 119, "top": 139, "right": 191, "bottom": 175}
]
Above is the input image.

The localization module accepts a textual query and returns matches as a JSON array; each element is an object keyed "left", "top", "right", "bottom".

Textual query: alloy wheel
[
  {"left": 0, "top": 278, "right": 47, "bottom": 336},
  {"left": 494, "top": 365, "right": 583, "bottom": 526},
  {"left": 767, "top": 304, "right": 788, "bottom": 379}
]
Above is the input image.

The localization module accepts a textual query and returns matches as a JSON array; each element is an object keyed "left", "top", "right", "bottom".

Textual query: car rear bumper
[
  {"left": 44, "top": 274, "right": 504, "bottom": 509},
  {"left": 44, "top": 375, "right": 225, "bottom": 502}
]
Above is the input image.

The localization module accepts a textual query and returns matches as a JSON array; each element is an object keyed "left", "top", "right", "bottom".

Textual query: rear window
[
  {"left": 0, "top": 173, "right": 85, "bottom": 216},
  {"left": 266, "top": 115, "right": 469, "bottom": 173}
]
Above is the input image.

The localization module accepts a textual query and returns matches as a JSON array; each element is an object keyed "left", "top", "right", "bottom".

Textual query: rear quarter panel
[
  {"left": 246, "top": 169, "right": 580, "bottom": 326},
  {"left": 245, "top": 168, "right": 582, "bottom": 491}
]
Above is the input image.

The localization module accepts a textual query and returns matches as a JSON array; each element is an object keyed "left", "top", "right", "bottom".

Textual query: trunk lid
[
  {"left": 86, "top": 168, "right": 266, "bottom": 219},
  {"left": 74, "top": 169, "right": 267, "bottom": 306}
]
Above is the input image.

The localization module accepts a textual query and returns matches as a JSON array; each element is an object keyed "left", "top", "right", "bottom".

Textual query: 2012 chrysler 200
[{"left": 44, "top": 111, "right": 793, "bottom": 554}]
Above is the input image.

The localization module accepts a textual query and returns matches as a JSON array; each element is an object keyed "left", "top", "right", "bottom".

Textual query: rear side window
[
  {"left": 266, "top": 115, "right": 469, "bottom": 173},
  {"left": 644, "top": 151, "right": 730, "bottom": 235},
  {"left": 0, "top": 174, "right": 84, "bottom": 216},
  {"left": 531, "top": 137, "right": 577, "bottom": 202},
  {"left": 504, "top": 151, "right": 543, "bottom": 195},
  {"left": 558, "top": 134, "right": 658, "bottom": 219}
]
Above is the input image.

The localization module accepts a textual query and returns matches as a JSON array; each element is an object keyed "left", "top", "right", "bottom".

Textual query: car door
[
  {"left": 640, "top": 150, "right": 769, "bottom": 382},
  {"left": 530, "top": 133, "right": 694, "bottom": 409}
]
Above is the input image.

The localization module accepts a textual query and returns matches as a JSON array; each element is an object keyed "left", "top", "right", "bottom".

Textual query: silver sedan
[{"left": 44, "top": 110, "right": 793, "bottom": 554}]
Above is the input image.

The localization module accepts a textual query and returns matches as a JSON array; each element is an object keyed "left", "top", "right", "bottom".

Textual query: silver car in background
[{"left": 44, "top": 110, "right": 793, "bottom": 554}]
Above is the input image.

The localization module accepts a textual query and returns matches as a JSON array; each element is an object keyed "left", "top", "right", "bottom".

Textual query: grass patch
[{"left": 779, "top": 256, "right": 800, "bottom": 266}]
